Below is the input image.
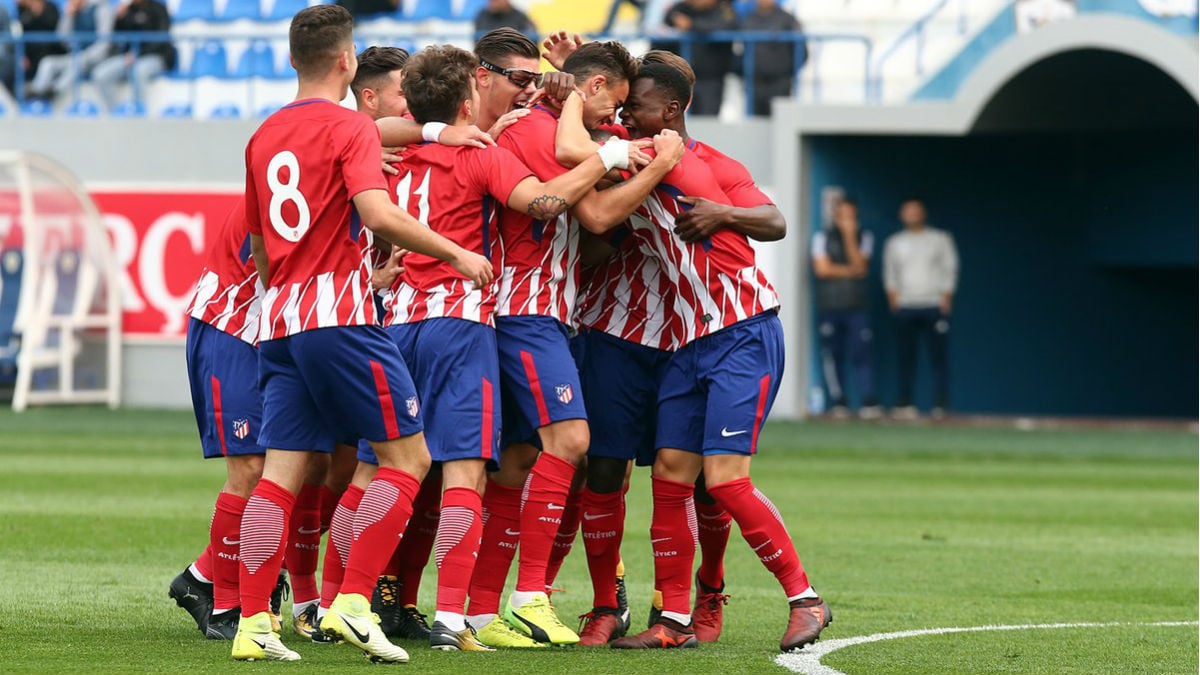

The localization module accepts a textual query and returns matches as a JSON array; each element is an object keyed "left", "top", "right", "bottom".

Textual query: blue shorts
[
  {"left": 386, "top": 318, "right": 500, "bottom": 470},
  {"left": 186, "top": 318, "right": 264, "bottom": 458},
  {"left": 496, "top": 315, "right": 587, "bottom": 448},
  {"left": 656, "top": 311, "right": 784, "bottom": 456},
  {"left": 578, "top": 329, "right": 671, "bottom": 467},
  {"left": 258, "top": 325, "right": 423, "bottom": 453}
]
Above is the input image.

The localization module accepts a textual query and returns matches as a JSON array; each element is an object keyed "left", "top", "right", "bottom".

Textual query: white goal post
[{"left": 0, "top": 151, "right": 121, "bottom": 411}]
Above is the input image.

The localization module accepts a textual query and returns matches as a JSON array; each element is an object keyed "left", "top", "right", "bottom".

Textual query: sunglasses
[{"left": 480, "top": 59, "right": 543, "bottom": 89}]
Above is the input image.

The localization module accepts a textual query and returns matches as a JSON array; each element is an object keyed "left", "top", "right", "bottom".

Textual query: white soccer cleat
[
  {"left": 321, "top": 593, "right": 410, "bottom": 663},
  {"left": 231, "top": 612, "right": 302, "bottom": 661}
]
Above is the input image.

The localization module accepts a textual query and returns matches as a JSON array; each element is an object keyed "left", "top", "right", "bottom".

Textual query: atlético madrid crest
[
  {"left": 232, "top": 419, "right": 250, "bottom": 440},
  {"left": 406, "top": 396, "right": 420, "bottom": 418},
  {"left": 555, "top": 384, "right": 574, "bottom": 405}
]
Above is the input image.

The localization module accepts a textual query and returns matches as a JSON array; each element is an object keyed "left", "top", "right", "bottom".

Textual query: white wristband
[
  {"left": 596, "top": 139, "right": 630, "bottom": 171},
  {"left": 422, "top": 122, "right": 448, "bottom": 143}
]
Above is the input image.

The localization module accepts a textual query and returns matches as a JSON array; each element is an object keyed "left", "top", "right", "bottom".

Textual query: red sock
[
  {"left": 210, "top": 492, "right": 247, "bottom": 611},
  {"left": 341, "top": 467, "right": 421, "bottom": 598},
  {"left": 580, "top": 487, "right": 625, "bottom": 609},
  {"left": 707, "top": 477, "right": 809, "bottom": 597},
  {"left": 318, "top": 485, "right": 340, "bottom": 533},
  {"left": 393, "top": 473, "right": 441, "bottom": 606},
  {"left": 694, "top": 498, "right": 732, "bottom": 590},
  {"left": 285, "top": 484, "right": 322, "bottom": 604},
  {"left": 434, "top": 487, "right": 483, "bottom": 613},
  {"left": 239, "top": 479, "right": 295, "bottom": 617},
  {"left": 544, "top": 485, "right": 582, "bottom": 591},
  {"left": 515, "top": 453, "right": 576, "bottom": 593},
  {"left": 194, "top": 545, "right": 214, "bottom": 581},
  {"left": 319, "top": 484, "right": 363, "bottom": 609},
  {"left": 466, "top": 478, "right": 522, "bottom": 615},
  {"left": 651, "top": 476, "right": 697, "bottom": 615}
]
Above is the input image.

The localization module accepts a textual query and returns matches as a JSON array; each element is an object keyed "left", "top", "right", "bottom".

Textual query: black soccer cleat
[
  {"left": 205, "top": 608, "right": 240, "bottom": 640},
  {"left": 168, "top": 567, "right": 213, "bottom": 634},
  {"left": 269, "top": 572, "right": 289, "bottom": 631}
]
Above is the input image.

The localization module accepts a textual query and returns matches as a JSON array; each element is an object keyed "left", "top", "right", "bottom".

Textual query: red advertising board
[{"left": 92, "top": 190, "right": 242, "bottom": 339}]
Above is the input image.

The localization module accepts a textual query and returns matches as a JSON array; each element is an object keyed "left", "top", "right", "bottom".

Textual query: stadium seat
[
  {"left": 453, "top": 0, "right": 485, "bottom": 20},
  {"left": 233, "top": 40, "right": 277, "bottom": 78},
  {"left": 266, "top": 0, "right": 308, "bottom": 20},
  {"left": 111, "top": 100, "right": 147, "bottom": 117},
  {"left": 64, "top": 100, "right": 101, "bottom": 117},
  {"left": 218, "top": 0, "right": 263, "bottom": 20},
  {"left": 258, "top": 102, "right": 285, "bottom": 116},
  {"left": 210, "top": 103, "right": 243, "bottom": 118},
  {"left": 19, "top": 100, "right": 53, "bottom": 116},
  {"left": 0, "top": 249, "right": 22, "bottom": 386},
  {"left": 189, "top": 40, "right": 230, "bottom": 78},
  {"left": 399, "top": 0, "right": 453, "bottom": 20},
  {"left": 173, "top": 0, "right": 216, "bottom": 21},
  {"left": 161, "top": 102, "right": 194, "bottom": 117}
]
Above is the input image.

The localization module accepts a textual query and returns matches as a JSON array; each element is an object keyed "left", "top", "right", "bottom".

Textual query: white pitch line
[{"left": 775, "top": 621, "right": 1198, "bottom": 675}]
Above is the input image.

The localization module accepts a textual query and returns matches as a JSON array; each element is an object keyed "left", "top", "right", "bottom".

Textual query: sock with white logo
[
  {"left": 466, "top": 479, "right": 522, "bottom": 617},
  {"left": 285, "top": 484, "right": 322, "bottom": 607},
  {"left": 319, "top": 484, "right": 364, "bottom": 611},
  {"left": 341, "top": 467, "right": 422, "bottom": 598},
  {"left": 694, "top": 497, "right": 732, "bottom": 590},
  {"left": 434, "top": 487, "right": 482, "bottom": 618},
  {"left": 391, "top": 474, "right": 442, "bottom": 606},
  {"left": 708, "top": 476, "right": 810, "bottom": 598},
  {"left": 514, "top": 452, "right": 576, "bottom": 594},
  {"left": 209, "top": 492, "right": 247, "bottom": 612},
  {"left": 238, "top": 479, "right": 296, "bottom": 618},
  {"left": 580, "top": 486, "right": 625, "bottom": 610},
  {"left": 544, "top": 486, "right": 582, "bottom": 591},
  {"left": 650, "top": 476, "right": 698, "bottom": 617}
]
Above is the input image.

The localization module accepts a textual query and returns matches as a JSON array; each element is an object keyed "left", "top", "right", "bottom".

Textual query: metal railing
[
  {"left": 1, "top": 28, "right": 873, "bottom": 117},
  {"left": 870, "top": 0, "right": 979, "bottom": 101}
]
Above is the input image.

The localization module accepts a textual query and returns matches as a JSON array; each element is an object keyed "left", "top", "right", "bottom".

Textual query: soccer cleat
[
  {"left": 780, "top": 597, "right": 833, "bottom": 652},
  {"left": 647, "top": 589, "right": 663, "bottom": 629},
  {"left": 320, "top": 593, "right": 409, "bottom": 663},
  {"left": 503, "top": 593, "right": 579, "bottom": 645},
  {"left": 392, "top": 605, "right": 433, "bottom": 640},
  {"left": 206, "top": 608, "right": 240, "bottom": 640},
  {"left": 231, "top": 612, "right": 301, "bottom": 661},
  {"left": 577, "top": 607, "right": 626, "bottom": 646},
  {"left": 429, "top": 621, "right": 495, "bottom": 652},
  {"left": 473, "top": 616, "right": 547, "bottom": 648},
  {"left": 292, "top": 603, "right": 321, "bottom": 640},
  {"left": 692, "top": 576, "right": 729, "bottom": 643},
  {"left": 371, "top": 575, "right": 403, "bottom": 636},
  {"left": 168, "top": 567, "right": 213, "bottom": 634},
  {"left": 269, "top": 572, "right": 289, "bottom": 633},
  {"left": 615, "top": 560, "right": 631, "bottom": 633},
  {"left": 611, "top": 617, "right": 698, "bottom": 649}
]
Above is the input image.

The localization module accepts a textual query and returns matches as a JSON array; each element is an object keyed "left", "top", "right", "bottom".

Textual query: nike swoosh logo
[
  {"left": 650, "top": 537, "right": 671, "bottom": 544},
  {"left": 297, "top": 527, "right": 321, "bottom": 535},
  {"left": 222, "top": 537, "right": 241, "bottom": 545},
  {"left": 505, "top": 528, "right": 521, "bottom": 536},
  {"left": 250, "top": 638, "right": 267, "bottom": 650},
  {"left": 720, "top": 427, "right": 748, "bottom": 437},
  {"left": 752, "top": 540, "right": 771, "bottom": 551},
  {"left": 546, "top": 504, "right": 565, "bottom": 511},
  {"left": 339, "top": 613, "right": 372, "bottom": 644},
  {"left": 582, "top": 512, "right": 612, "bottom": 521}
]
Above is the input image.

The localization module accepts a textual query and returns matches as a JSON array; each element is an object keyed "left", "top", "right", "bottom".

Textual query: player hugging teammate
[{"left": 171, "top": 4, "right": 830, "bottom": 664}]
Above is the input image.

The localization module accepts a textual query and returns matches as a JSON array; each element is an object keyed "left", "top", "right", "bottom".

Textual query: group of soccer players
[{"left": 169, "top": 4, "right": 831, "bottom": 664}]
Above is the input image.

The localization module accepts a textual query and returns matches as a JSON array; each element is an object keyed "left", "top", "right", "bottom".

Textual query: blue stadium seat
[
  {"left": 111, "top": 100, "right": 147, "bottom": 117},
  {"left": 64, "top": 100, "right": 101, "bottom": 117},
  {"left": 189, "top": 40, "right": 230, "bottom": 78},
  {"left": 173, "top": 0, "right": 216, "bottom": 21},
  {"left": 275, "top": 55, "right": 297, "bottom": 79},
  {"left": 402, "top": 0, "right": 453, "bottom": 21},
  {"left": 234, "top": 40, "right": 276, "bottom": 77},
  {"left": 0, "top": 249, "right": 22, "bottom": 386},
  {"left": 218, "top": 0, "right": 262, "bottom": 21},
  {"left": 453, "top": 0, "right": 485, "bottom": 21},
  {"left": 258, "top": 102, "right": 284, "bottom": 116},
  {"left": 19, "top": 100, "right": 53, "bottom": 116},
  {"left": 161, "top": 102, "right": 194, "bottom": 117},
  {"left": 210, "top": 103, "right": 243, "bottom": 119},
  {"left": 266, "top": 0, "right": 307, "bottom": 20}
]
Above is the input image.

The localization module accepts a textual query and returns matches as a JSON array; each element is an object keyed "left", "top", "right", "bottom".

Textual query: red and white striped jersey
[
  {"left": 185, "top": 197, "right": 262, "bottom": 344},
  {"left": 626, "top": 150, "right": 779, "bottom": 344},
  {"left": 244, "top": 99, "right": 387, "bottom": 341},
  {"left": 576, "top": 230, "right": 683, "bottom": 351},
  {"left": 493, "top": 106, "right": 578, "bottom": 323},
  {"left": 382, "top": 143, "right": 531, "bottom": 327},
  {"left": 690, "top": 139, "right": 774, "bottom": 209}
]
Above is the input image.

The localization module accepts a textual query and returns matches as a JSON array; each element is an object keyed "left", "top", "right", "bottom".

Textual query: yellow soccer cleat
[
  {"left": 429, "top": 621, "right": 495, "bottom": 652},
  {"left": 292, "top": 603, "right": 320, "bottom": 640},
  {"left": 320, "top": 593, "right": 409, "bottom": 663},
  {"left": 473, "top": 616, "right": 547, "bottom": 648},
  {"left": 503, "top": 593, "right": 580, "bottom": 645},
  {"left": 231, "top": 612, "right": 301, "bottom": 662}
]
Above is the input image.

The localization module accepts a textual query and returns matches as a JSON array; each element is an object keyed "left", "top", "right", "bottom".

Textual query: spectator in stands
[
  {"left": 657, "top": 0, "right": 736, "bottom": 115},
  {"left": 474, "top": 0, "right": 535, "bottom": 37},
  {"left": 812, "top": 197, "right": 881, "bottom": 419},
  {"left": 27, "top": 0, "right": 113, "bottom": 102},
  {"left": 17, "top": 0, "right": 64, "bottom": 84},
  {"left": 0, "top": 3, "right": 14, "bottom": 95},
  {"left": 336, "top": 0, "right": 398, "bottom": 21},
  {"left": 89, "top": 0, "right": 175, "bottom": 111},
  {"left": 883, "top": 198, "right": 959, "bottom": 420},
  {"left": 739, "top": 0, "right": 805, "bottom": 116}
]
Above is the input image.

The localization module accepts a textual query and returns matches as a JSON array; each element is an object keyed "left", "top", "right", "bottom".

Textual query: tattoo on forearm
[{"left": 528, "top": 195, "right": 569, "bottom": 220}]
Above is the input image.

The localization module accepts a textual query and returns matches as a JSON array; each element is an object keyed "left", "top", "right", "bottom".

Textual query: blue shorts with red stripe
[
  {"left": 186, "top": 318, "right": 264, "bottom": 458},
  {"left": 258, "top": 325, "right": 423, "bottom": 453},
  {"left": 496, "top": 315, "right": 587, "bottom": 448},
  {"left": 656, "top": 311, "right": 783, "bottom": 456},
  {"left": 578, "top": 328, "right": 671, "bottom": 467}
]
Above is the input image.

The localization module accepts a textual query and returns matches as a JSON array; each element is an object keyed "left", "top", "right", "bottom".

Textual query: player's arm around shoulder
[{"left": 572, "top": 131, "right": 686, "bottom": 235}]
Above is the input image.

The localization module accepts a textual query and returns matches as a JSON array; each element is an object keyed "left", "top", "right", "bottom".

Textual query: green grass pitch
[{"left": 0, "top": 407, "right": 1194, "bottom": 674}]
